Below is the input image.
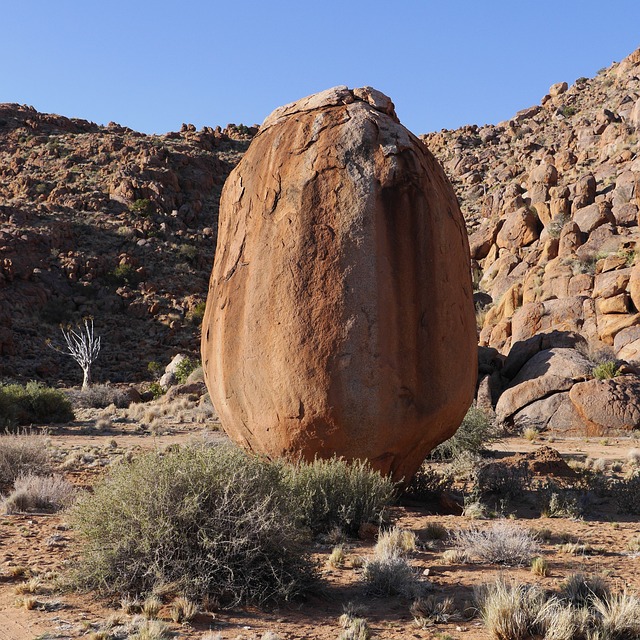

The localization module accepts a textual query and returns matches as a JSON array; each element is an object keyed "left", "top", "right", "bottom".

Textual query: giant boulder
[{"left": 201, "top": 86, "right": 477, "bottom": 482}]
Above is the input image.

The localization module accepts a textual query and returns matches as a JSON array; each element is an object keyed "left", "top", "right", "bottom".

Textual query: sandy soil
[{"left": 2, "top": 403, "right": 640, "bottom": 640}]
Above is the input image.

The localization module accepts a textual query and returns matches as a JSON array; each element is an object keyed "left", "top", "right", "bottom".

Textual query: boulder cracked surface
[{"left": 201, "top": 86, "right": 477, "bottom": 482}]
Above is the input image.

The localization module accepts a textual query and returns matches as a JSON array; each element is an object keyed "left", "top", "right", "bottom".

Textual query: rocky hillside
[
  {"left": 0, "top": 103, "right": 254, "bottom": 383},
  {"left": 4, "top": 46, "right": 640, "bottom": 435},
  {"left": 423, "top": 47, "right": 640, "bottom": 434}
]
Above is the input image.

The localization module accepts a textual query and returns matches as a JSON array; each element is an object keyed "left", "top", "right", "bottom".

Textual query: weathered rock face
[{"left": 201, "top": 86, "right": 477, "bottom": 482}]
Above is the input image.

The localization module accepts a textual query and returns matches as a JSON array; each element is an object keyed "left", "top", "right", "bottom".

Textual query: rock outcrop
[{"left": 202, "top": 86, "right": 477, "bottom": 482}]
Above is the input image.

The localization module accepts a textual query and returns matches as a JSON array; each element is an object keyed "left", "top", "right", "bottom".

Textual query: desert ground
[{"left": 2, "top": 390, "right": 640, "bottom": 640}]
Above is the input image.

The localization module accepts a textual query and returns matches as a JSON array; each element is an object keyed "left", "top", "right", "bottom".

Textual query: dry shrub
[
  {"left": 328, "top": 545, "right": 346, "bottom": 568},
  {"left": 282, "top": 456, "right": 396, "bottom": 536},
  {"left": 432, "top": 406, "right": 500, "bottom": 460},
  {"left": 169, "top": 596, "right": 197, "bottom": 622},
  {"left": 3, "top": 473, "right": 76, "bottom": 514},
  {"left": 452, "top": 521, "right": 540, "bottom": 566},
  {"left": 591, "top": 591, "right": 640, "bottom": 638},
  {"left": 70, "top": 444, "right": 316, "bottom": 605},
  {"left": 69, "top": 384, "right": 133, "bottom": 409},
  {"left": 361, "top": 555, "right": 419, "bottom": 597},
  {"left": 0, "top": 431, "right": 51, "bottom": 488}
]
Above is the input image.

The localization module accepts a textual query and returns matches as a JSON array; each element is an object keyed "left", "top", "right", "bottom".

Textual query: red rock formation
[{"left": 202, "top": 86, "right": 477, "bottom": 482}]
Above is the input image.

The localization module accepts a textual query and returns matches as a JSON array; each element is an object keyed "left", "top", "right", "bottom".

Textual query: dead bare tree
[{"left": 47, "top": 318, "right": 101, "bottom": 389}]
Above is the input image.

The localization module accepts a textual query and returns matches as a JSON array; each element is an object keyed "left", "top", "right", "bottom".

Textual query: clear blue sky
[{"left": 4, "top": 1, "right": 639, "bottom": 136}]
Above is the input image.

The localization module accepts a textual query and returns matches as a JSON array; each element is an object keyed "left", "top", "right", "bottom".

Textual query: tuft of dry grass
[
  {"left": 0, "top": 431, "right": 51, "bottom": 488},
  {"left": 169, "top": 596, "right": 197, "bottom": 623},
  {"left": 423, "top": 522, "right": 448, "bottom": 540},
  {"left": 361, "top": 556, "right": 419, "bottom": 597},
  {"left": 142, "top": 595, "right": 162, "bottom": 619},
  {"left": 375, "top": 527, "right": 417, "bottom": 559},
  {"left": 475, "top": 578, "right": 546, "bottom": 640},
  {"left": 2, "top": 473, "right": 76, "bottom": 514},
  {"left": 328, "top": 545, "right": 346, "bottom": 568},
  {"left": 531, "top": 556, "right": 548, "bottom": 576},
  {"left": 441, "top": 549, "right": 468, "bottom": 565},
  {"left": 411, "top": 595, "right": 457, "bottom": 627}
]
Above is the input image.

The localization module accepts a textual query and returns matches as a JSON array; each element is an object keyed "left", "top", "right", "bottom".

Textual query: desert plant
[
  {"left": 404, "top": 463, "right": 453, "bottom": 501},
  {"left": 142, "top": 595, "right": 162, "bottom": 619},
  {"left": 327, "top": 545, "right": 346, "bottom": 568},
  {"left": 361, "top": 555, "right": 419, "bottom": 597},
  {"left": 441, "top": 549, "right": 468, "bottom": 565},
  {"left": 129, "top": 198, "right": 155, "bottom": 217},
  {"left": 282, "top": 456, "right": 396, "bottom": 536},
  {"left": 374, "top": 527, "right": 417, "bottom": 559},
  {"left": 2, "top": 473, "right": 76, "bottom": 513},
  {"left": 474, "top": 578, "right": 546, "bottom": 640},
  {"left": 560, "top": 572, "right": 610, "bottom": 607},
  {"left": 174, "top": 356, "right": 198, "bottom": 384},
  {"left": 423, "top": 522, "right": 448, "bottom": 540},
  {"left": 611, "top": 471, "right": 640, "bottom": 514},
  {"left": 530, "top": 556, "right": 548, "bottom": 576},
  {"left": 593, "top": 360, "right": 621, "bottom": 380},
  {"left": 0, "top": 382, "right": 74, "bottom": 428},
  {"left": 68, "top": 384, "right": 132, "bottom": 409},
  {"left": 411, "top": 595, "right": 457, "bottom": 627},
  {"left": 338, "top": 610, "right": 370, "bottom": 640},
  {"left": 432, "top": 406, "right": 499, "bottom": 460},
  {"left": 0, "top": 431, "right": 51, "bottom": 488},
  {"left": 452, "top": 522, "right": 539, "bottom": 566},
  {"left": 591, "top": 591, "right": 640, "bottom": 639},
  {"left": 47, "top": 317, "right": 101, "bottom": 388},
  {"left": 70, "top": 444, "right": 316, "bottom": 605}
]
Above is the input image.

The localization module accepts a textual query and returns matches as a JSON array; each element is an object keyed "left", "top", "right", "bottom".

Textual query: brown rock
[
  {"left": 596, "top": 293, "right": 629, "bottom": 314},
  {"left": 569, "top": 376, "right": 640, "bottom": 433},
  {"left": 573, "top": 202, "right": 615, "bottom": 234},
  {"left": 496, "top": 348, "right": 593, "bottom": 427},
  {"left": 201, "top": 86, "right": 477, "bottom": 483},
  {"left": 597, "top": 313, "right": 640, "bottom": 345},
  {"left": 496, "top": 207, "right": 540, "bottom": 250},
  {"left": 469, "top": 218, "right": 502, "bottom": 260},
  {"left": 628, "top": 263, "right": 640, "bottom": 311},
  {"left": 549, "top": 82, "right": 569, "bottom": 97}
]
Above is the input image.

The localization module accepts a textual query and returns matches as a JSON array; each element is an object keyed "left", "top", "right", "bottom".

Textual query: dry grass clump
[
  {"left": 375, "top": 527, "right": 417, "bottom": 559},
  {"left": 475, "top": 578, "right": 546, "bottom": 640},
  {"left": 2, "top": 473, "right": 76, "bottom": 514},
  {"left": 530, "top": 556, "right": 548, "bottom": 576},
  {"left": 142, "top": 595, "right": 162, "bottom": 619},
  {"left": 361, "top": 555, "right": 419, "bottom": 598},
  {"left": 339, "top": 604, "right": 371, "bottom": 640},
  {"left": 627, "top": 448, "right": 640, "bottom": 466},
  {"left": 169, "top": 595, "right": 197, "bottom": 622},
  {"left": 129, "top": 619, "right": 171, "bottom": 640},
  {"left": 328, "top": 545, "right": 346, "bottom": 568},
  {"left": 441, "top": 549, "right": 468, "bottom": 565},
  {"left": 452, "top": 522, "right": 540, "bottom": 566},
  {"left": 0, "top": 431, "right": 51, "bottom": 488},
  {"left": 476, "top": 573, "right": 640, "bottom": 640},
  {"left": 411, "top": 595, "right": 457, "bottom": 627},
  {"left": 423, "top": 522, "right": 448, "bottom": 540}
]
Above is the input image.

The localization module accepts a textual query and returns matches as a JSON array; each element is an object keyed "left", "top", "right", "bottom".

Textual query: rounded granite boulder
[{"left": 201, "top": 86, "right": 477, "bottom": 482}]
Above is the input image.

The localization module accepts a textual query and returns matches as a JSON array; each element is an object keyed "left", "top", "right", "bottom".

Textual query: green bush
[
  {"left": 129, "top": 198, "right": 155, "bottom": 217},
  {"left": 592, "top": 360, "right": 620, "bottom": 380},
  {"left": 432, "top": 406, "right": 499, "bottom": 460},
  {"left": 70, "top": 444, "right": 316, "bottom": 605},
  {"left": 186, "top": 301, "right": 207, "bottom": 326},
  {"left": 174, "top": 356, "right": 199, "bottom": 384},
  {"left": 282, "top": 456, "right": 396, "bottom": 536},
  {"left": 0, "top": 382, "right": 74, "bottom": 429}
]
